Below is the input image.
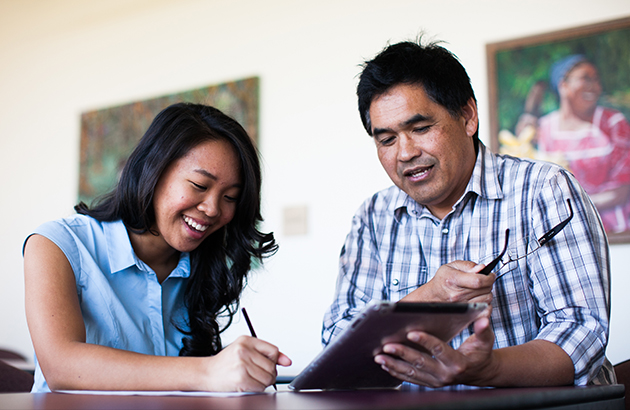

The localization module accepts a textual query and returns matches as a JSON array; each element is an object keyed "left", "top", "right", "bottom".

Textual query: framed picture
[
  {"left": 487, "top": 17, "right": 630, "bottom": 243},
  {"left": 78, "top": 77, "right": 259, "bottom": 206}
]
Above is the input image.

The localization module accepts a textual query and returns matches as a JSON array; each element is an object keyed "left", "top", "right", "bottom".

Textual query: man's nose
[{"left": 398, "top": 134, "right": 419, "bottom": 162}]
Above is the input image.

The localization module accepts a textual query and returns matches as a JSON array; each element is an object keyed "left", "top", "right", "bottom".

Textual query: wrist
[
  {"left": 401, "top": 282, "right": 439, "bottom": 302},
  {"left": 463, "top": 349, "right": 502, "bottom": 387},
  {"left": 186, "top": 355, "right": 216, "bottom": 391}
]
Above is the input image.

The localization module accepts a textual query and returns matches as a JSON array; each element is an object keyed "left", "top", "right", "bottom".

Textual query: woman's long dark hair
[{"left": 75, "top": 102, "right": 277, "bottom": 356}]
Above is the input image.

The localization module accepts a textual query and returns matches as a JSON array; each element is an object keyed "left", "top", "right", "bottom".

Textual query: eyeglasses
[{"left": 478, "top": 198, "right": 573, "bottom": 276}]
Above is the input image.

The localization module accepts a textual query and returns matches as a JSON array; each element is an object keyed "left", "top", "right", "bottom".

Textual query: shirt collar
[
  {"left": 465, "top": 143, "right": 503, "bottom": 201},
  {"left": 169, "top": 253, "right": 191, "bottom": 279},
  {"left": 103, "top": 220, "right": 137, "bottom": 273},
  {"left": 392, "top": 143, "right": 503, "bottom": 219},
  {"left": 390, "top": 188, "right": 416, "bottom": 222},
  {"left": 102, "top": 220, "right": 190, "bottom": 278}
]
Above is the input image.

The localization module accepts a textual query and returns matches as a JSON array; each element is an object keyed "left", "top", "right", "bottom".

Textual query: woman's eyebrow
[
  {"left": 193, "top": 168, "right": 243, "bottom": 188},
  {"left": 194, "top": 168, "right": 217, "bottom": 180}
]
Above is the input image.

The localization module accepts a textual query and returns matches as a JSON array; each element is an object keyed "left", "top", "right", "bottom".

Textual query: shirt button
[
  {"left": 442, "top": 228, "right": 449, "bottom": 234},
  {"left": 392, "top": 279, "right": 399, "bottom": 286}
]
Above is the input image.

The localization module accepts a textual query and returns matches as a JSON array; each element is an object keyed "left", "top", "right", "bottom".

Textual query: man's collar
[{"left": 467, "top": 143, "right": 503, "bottom": 201}]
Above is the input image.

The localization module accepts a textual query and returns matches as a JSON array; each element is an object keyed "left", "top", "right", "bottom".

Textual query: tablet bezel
[{"left": 289, "top": 301, "right": 487, "bottom": 391}]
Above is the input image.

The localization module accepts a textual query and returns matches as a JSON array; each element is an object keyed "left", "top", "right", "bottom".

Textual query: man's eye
[
  {"left": 414, "top": 126, "right": 430, "bottom": 134},
  {"left": 379, "top": 136, "right": 396, "bottom": 146}
]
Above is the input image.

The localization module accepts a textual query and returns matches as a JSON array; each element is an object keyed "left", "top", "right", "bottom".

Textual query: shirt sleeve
[
  {"left": 29, "top": 219, "right": 83, "bottom": 281},
  {"left": 528, "top": 169, "right": 611, "bottom": 385},
  {"left": 321, "top": 200, "right": 385, "bottom": 346}
]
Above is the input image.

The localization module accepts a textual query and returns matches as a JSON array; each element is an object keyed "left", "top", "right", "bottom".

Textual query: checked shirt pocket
[{"left": 385, "top": 262, "right": 429, "bottom": 300}]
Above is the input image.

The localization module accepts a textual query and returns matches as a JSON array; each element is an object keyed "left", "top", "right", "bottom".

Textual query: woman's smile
[
  {"left": 150, "top": 138, "right": 242, "bottom": 254},
  {"left": 183, "top": 215, "right": 210, "bottom": 233}
]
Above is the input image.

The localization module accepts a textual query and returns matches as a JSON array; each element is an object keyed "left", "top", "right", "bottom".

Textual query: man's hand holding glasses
[{"left": 479, "top": 198, "right": 574, "bottom": 276}]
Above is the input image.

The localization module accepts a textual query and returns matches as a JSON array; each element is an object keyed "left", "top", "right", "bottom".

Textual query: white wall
[{"left": 1, "top": 0, "right": 629, "bottom": 377}]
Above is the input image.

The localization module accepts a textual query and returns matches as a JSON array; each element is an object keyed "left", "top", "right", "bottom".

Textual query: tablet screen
[{"left": 289, "top": 301, "right": 487, "bottom": 391}]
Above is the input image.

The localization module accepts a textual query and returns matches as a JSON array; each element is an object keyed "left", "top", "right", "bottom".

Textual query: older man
[{"left": 322, "top": 39, "right": 615, "bottom": 389}]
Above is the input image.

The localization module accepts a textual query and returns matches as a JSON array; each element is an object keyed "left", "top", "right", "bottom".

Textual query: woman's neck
[
  {"left": 558, "top": 103, "right": 595, "bottom": 131},
  {"left": 127, "top": 228, "right": 180, "bottom": 284}
]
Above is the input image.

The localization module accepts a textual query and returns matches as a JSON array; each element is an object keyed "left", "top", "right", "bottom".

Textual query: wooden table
[{"left": 0, "top": 384, "right": 625, "bottom": 410}]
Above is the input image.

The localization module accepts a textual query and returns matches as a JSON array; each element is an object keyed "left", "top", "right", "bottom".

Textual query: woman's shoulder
[
  {"left": 31, "top": 215, "right": 126, "bottom": 253},
  {"left": 28, "top": 216, "right": 128, "bottom": 276},
  {"left": 35, "top": 214, "right": 104, "bottom": 237}
]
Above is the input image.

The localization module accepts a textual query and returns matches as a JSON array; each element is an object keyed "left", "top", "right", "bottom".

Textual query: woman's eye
[
  {"left": 225, "top": 195, "right": 239, "bottom": 202},
  {"left": 191, "top": 182, "right": 207, "bottom": 191}
]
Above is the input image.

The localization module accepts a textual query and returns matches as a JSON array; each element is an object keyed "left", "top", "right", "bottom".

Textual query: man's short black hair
[{"left": 357, "top": 38, "right": 479, "bottom": 146}]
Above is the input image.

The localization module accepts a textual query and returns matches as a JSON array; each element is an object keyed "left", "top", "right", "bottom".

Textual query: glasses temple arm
[
  {"left": 538, "top": 198, "right": 573, "bottom": 247},
  {"left": 478, "top": 229, "right": 510, "bottom": 275}
]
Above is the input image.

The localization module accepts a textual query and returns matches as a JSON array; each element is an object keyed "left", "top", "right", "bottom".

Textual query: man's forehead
[{"left": 369, "top": 85, "right": 437, "bottom": 131}]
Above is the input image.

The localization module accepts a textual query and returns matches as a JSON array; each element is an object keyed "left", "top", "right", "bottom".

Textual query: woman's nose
[{"left": 197, "top": 196, "right": 221, "bottom": 218}]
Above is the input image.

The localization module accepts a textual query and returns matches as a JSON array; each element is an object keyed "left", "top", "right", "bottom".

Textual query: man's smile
[{"left": 403, "top": 165, "right": 434, "bottom": 181}]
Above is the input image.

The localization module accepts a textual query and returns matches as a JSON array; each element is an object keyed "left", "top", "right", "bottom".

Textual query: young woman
[{"left": 23, "top": 103, "right": 290, "bottom": 392}]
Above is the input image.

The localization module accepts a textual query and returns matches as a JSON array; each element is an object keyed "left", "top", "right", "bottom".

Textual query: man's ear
[{"left": 461, "top": 97, "right": 479, "bottom": 138}]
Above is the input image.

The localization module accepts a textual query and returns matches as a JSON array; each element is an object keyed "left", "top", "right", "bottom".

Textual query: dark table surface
[{"left": 0, "top": 384, "right": 625, "bottom": 410}]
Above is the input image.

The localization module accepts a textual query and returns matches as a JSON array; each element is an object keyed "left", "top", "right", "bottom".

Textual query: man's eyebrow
[
  {"left": 402, "top": 113, "right": 431, "bottom": 127},
  {"left": 372, "top": 113, "right": 431, "bottom": 137}
]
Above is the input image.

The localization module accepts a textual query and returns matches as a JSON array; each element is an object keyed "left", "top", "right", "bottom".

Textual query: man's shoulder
[
  {"left": 493, "top": 151, "right": 565, "bottom": 176},
  {"left": 485, "top": 150, "right": 574, "bottom": 198},
  {"left": 359, "top": 185, "right": 408, "bottom": 213}
]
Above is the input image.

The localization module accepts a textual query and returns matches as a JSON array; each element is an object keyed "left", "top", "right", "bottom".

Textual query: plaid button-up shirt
[{"left": 322, "top": 144, "right": 614, "bottom": 388}]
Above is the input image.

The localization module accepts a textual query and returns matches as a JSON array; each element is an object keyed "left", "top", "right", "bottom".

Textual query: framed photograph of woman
[{"left": 487, "top": 17, "right": 630, "bottom": 243}]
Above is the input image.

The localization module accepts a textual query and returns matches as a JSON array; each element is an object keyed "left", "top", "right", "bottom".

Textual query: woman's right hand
[
  {"left": 24, "top": 234, "right": 291, "bottom": 392},
  {"left": 200, "top": 335, "right": 291, "bottom": 392}
]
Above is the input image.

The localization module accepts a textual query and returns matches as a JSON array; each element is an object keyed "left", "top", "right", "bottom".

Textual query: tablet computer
[{"left": 289, "top": 301, "right": 487, "bottom": 391}]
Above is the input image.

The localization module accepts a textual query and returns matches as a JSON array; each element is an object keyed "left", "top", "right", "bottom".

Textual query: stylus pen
[{"left": 241, "top": 307, "right": 277, "bottom": 391}]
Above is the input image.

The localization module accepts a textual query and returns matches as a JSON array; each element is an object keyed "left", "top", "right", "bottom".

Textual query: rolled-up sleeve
[{"left": 530, "top": 171, "right": 610, "bottom": 385}]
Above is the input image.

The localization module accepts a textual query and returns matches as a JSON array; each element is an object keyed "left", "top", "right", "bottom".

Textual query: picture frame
[
  {"left": 486, "top": 17, "right": 630, "bottom": 243},
  {"left": 78, "top": 77, "right": 259, "bottom": 206}
]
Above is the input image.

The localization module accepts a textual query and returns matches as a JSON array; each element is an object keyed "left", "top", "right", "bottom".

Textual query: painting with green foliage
[
  {"left": 78, "top": 77, "right": 259, "bottom": 206},
  {"left": 487, "top": 17, "right": 630, "bottom": 243},
  {"left": 490, "top": 20, "right": 630, "bottom": 140}
]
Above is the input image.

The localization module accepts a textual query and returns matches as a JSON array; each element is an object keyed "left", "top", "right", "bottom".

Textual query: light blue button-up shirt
[{"left": 27, "top": 215, "right": 191, "bottom": 392}]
